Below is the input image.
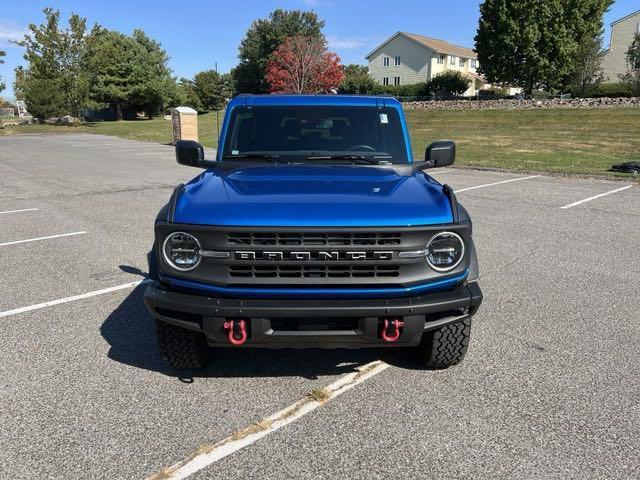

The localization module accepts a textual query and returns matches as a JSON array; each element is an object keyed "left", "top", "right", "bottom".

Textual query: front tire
[
  {"left": 156, "top": 320, "right": 210, "bottom": 370},
  {"left": 417, "top": 317, "right": 471, "bottom": 368}
]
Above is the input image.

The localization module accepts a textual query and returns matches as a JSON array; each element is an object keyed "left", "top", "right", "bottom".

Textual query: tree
[
  {"left": 234, "top": 9, "right": 325, "bottom": 93},
  {"left": 14, "top": 8, "right": 91, "bottom": 118},
  {"left": 475, "top": 0, "right": 612, "bottom": 94},
  {"left": 265, "top": 36, "right": 343, "bottom": 93},
  {"left": 174, "top": 77, "right": 203, "bottom": 112},
  {"left": 569, "top": 34, "right": 605, "bottom": 96},
  {"left": 128, "top": 30, "right": 175, "bottom": 117},
  {"left": 338, "top": 64, "right": 378, "bottom": 94},
  {"left": 427, "top": 72, "right": 471, "bottom": 98},
  {"left": 620, "top": 33, "right": 640, "bottom": 95},
  {"left": 85, "top": 27, "right": 175, "bottom": 119},
  {"left": 0, "top": 50, "right": 5, "bottom": 93},
  {"left": 192, "top": 70, "right": 234, "bottom": 111}
]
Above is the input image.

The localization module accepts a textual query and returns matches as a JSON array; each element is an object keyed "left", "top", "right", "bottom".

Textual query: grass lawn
[
  {"left": 0, "top": 112, "right": 223, "bottom": 148},
  {"left": 405, "top": 108, "right": 640, "bottom": 178},
  {"left": 2, "top": 108, "right": 639, "bottom": 179}
]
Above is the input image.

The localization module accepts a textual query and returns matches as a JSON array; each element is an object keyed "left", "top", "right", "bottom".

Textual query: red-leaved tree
[{"left": 265, "top": 36, "right": 344, "bottom": 93}]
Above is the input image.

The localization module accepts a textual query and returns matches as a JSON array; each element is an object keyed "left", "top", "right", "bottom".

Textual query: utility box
[{"left": 171, "top": 106, "right": 198, "bottom": 145}]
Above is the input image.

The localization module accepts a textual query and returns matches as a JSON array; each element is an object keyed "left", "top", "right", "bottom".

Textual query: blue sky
[{"left": 1, "top": 0, "right": 638, "bottom": 99}]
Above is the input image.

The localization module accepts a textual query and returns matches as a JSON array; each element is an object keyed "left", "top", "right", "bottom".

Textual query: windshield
[{"left": 222, "top": 105, "right": 409, "bottom": 163}]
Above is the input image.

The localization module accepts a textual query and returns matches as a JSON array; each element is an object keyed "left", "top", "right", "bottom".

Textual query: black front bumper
[{"left": 143, "top": 281, "right": 482, "bottom": 348}]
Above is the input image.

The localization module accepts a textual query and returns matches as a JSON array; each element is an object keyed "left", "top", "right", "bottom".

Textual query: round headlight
[
  {"left": 162, "top": 232, "right": 201, "bottom": 271},
  {"left": 426, "top": 232, "right": 465, "bottom": 272}
]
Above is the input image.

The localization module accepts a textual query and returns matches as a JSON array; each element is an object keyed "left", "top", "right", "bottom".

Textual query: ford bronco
[{"left": 144, "top": 94, "right": 482, "bottom": 370}]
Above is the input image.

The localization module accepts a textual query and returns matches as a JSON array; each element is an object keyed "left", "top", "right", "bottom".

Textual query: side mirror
[
  {"left": 424, "top": 140, "right": 456, "bottom": 168},
  {"left": 175, "top": 140, "right": 206, "bottom": 168}
]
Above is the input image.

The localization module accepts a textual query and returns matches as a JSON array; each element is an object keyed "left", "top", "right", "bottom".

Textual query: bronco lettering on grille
[{"left": 234, "top": 251, "right": 394, "bottom": 261}]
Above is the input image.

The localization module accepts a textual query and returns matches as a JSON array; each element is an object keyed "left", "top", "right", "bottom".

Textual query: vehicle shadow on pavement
[{"left": 100, "top": 282, "right": 385, "bottom": 380}]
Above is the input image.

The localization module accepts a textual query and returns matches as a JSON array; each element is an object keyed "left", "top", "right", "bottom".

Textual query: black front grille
[
  {"left": 229, "top": 264, "right": 400, "bottom": 279},
  {"left": 227, "top": 232, "right": 401, "bottom": 247}
]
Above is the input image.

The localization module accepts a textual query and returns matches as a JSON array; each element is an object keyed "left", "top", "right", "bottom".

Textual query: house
[
  {"left": 366, "top": 32, "right": 485, "bottom": 96},
  {"left": 602, "top": 9, "right": 640, "bottom": 83}
]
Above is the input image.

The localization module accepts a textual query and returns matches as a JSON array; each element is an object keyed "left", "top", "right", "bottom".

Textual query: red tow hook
[
  {"left": 223, "top": 319, "right": 248, "bottom": 346},
  {"left": 381, "top": 318, "right": 405, "bottom": 343}
]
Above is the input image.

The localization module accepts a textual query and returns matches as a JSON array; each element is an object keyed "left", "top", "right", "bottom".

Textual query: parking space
[{"left": 1, "top": 134, "right": 639, "bottom": 479}]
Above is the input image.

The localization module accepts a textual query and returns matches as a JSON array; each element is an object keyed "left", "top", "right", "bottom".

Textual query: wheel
[
  {"left": 417, "top": 317, "right": 471, "bottom": 368},
  {"left": 156, "top": 320, "right": 210, "bottom": 370}
]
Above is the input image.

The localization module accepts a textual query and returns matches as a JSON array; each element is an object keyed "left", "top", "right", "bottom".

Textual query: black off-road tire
[
  {"left": 156, "top": 320, "right": 210, "bottom": 370},
  {"left": 417, "top": 317, "right": 471, "bottom": 368}
]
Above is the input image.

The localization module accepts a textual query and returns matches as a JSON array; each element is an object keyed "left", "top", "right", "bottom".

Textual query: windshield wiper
[
  {"left": 223, "top": 153, "right": 286, "bottom": 163},
  {"left": 304, "top": 154, "right": 391, "bottom": 165}
]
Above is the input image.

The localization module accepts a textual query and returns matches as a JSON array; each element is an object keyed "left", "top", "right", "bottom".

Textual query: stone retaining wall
[{"left": 402, "top": 97, "right": 640, "bottom": 110}]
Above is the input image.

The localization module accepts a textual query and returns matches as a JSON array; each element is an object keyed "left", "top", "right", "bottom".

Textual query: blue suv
[{"left": 144, "top": 95, "right": 482, "bottom": 369}]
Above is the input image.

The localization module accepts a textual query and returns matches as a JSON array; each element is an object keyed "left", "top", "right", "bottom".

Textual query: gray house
[
  {"left": 602, "top": 9, "right": 640, "bottom": 83},
  {"left": 366, "top": 32, "right": 484, "bottom": 96}
]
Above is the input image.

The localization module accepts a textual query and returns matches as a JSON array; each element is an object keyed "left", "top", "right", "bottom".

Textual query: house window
[
  {"left": 459, "top": 57, "right": 465, "bottom": 67},
  {"left": 383, "top": 77, "right": 389, "bottom": 86},
  {"left": 383, "top": 56, "right": 390, "bottom": 67},
  {"left": 394, "top": 76, "right": 401, "bottom": 86},
  {"left": 437, "top": 55, "right": 444, "bottom": 65},
  {"left": 471, "top": 59, "right": 477, "bottom": 69},
  {"left": 394, "top": 56, "right": 401, "bottom": 66},
  {"left": 449, "top": 55, "right": 456, "bottom": 66}
]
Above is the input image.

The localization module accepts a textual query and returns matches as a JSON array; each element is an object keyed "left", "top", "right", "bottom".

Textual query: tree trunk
[{"left": 114, "top": 103, "right": 123, "bottom": 121}]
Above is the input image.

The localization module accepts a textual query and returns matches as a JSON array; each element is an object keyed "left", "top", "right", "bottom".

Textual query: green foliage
[
  {"left": 619, "top": 33, "right": 640, "bottom": 96},
  {"left": 338, "top": 64, "right": 378, "bottom": 94},
  {"left": 377, "top": 82, "right": 430, "bottom": 98},
  {"left": 568, "top": 34, "right": 605, "bottom": 97},
  {"left": 173, "top": 78, "right": 202, "bottom": 112},
  {"left": 193, "top": 70, "right": 234, "bottom": 111},
  {"left": 583, "top": 83, "right": 633, "bottom": 98},
  {"left": 18, "top": 77, "right": 66, "bottom": 119},
  {"left": 234, "top": 9, "right": 325, "bottom": 93},
  {"left": 85, "top": 27, "right": 176, "bottom": 119},
  {"left": 0, "top": 50, "right": 5, "bottom": 93},
  {"left": 475, "top": 0, "right": 612, "bottom": 93},
  {"left": 478, "top": 86, "right": 511, "bottom": 99},
  {"left": 14, "top": 8, "right": 178, "bottom": 121},
  {"left": 15, "top": 8, "right": 91, "bottom": 118},
  {"left": 428, "top": 72, "right": 471, "bottom": 98}
]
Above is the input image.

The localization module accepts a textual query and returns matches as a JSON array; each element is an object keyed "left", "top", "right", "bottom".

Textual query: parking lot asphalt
[{"left": 1, "top": 134, "right": 638, "bottom": 479}]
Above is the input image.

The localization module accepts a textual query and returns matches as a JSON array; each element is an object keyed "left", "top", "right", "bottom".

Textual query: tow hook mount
[
  {"left": 381, "top": 318, "right": 405, "bottom": 342},
  {"left": 223, "top": 319, "right": 248, "bottom": 346}
]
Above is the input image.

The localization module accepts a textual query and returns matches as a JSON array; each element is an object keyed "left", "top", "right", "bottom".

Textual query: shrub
[
  {"left": 478, "top": 87, "right": 510, "bottom": 99},
  {"left": 427, "top": 71, "right": 471, "bottom": 99},
  {"left": 583, "top": 83, "right": 634, "bottom": 98},
  {"left": 372, "top": 82, "right": 430, "bottom": 99}
]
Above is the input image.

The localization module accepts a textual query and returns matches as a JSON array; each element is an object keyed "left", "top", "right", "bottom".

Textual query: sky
[{"left": 1, "top": 0, "right": 638, "bottom": 100}]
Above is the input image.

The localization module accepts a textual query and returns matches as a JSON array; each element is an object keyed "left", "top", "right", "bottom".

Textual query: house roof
[
  {"left": 611, "top": 9, "right": 640, "bottom": 26},
  {"left": 365, "top": 32, "right": 477, "bottom": 59}
]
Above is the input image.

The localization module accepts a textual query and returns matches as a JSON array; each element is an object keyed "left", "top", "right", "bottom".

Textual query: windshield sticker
[
  {"left": 379, "top": 113, "right": 388, "bottom": 124},
  {"left": 232, "top": 150, "right": 239, "bottom": 155}
]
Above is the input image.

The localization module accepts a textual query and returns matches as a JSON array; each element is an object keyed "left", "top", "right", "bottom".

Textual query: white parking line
[
  {"left": 427, "top": 168, "right": 458, "bottom": 175},
  {"left": 455, "top": 175, "right": 540, "bottom": 193},
  {"left": 560, "top": 185, "right": 633, "bottom": 209},
  {"left": 0, "top": 231, "right": 86, "bottom": 247},
  {"left": 148, "top": 360, "right": 390, "bottom": 480},
  {"left": 0, "top": 208, "right": 39, "bottom": 215},
  {"left": 0, "top": 280, "right": 147, "bottom": 318}
]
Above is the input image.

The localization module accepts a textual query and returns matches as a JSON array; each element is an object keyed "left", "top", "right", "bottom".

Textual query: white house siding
[
  {"left": 368, "top": 35, "right": 434, "bottom": 86},
  {"left": 602, "top": 11, "right": 640, "bottom": 83}
]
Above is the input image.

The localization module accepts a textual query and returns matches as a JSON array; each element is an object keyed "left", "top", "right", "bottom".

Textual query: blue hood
[{"left": 172, "top": 165, "right": 453, "bottom": 227}]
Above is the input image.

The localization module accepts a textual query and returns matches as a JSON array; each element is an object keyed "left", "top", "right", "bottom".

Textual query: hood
[{"left": 172, "top": 165, "right": 453, "bottom": 227}]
